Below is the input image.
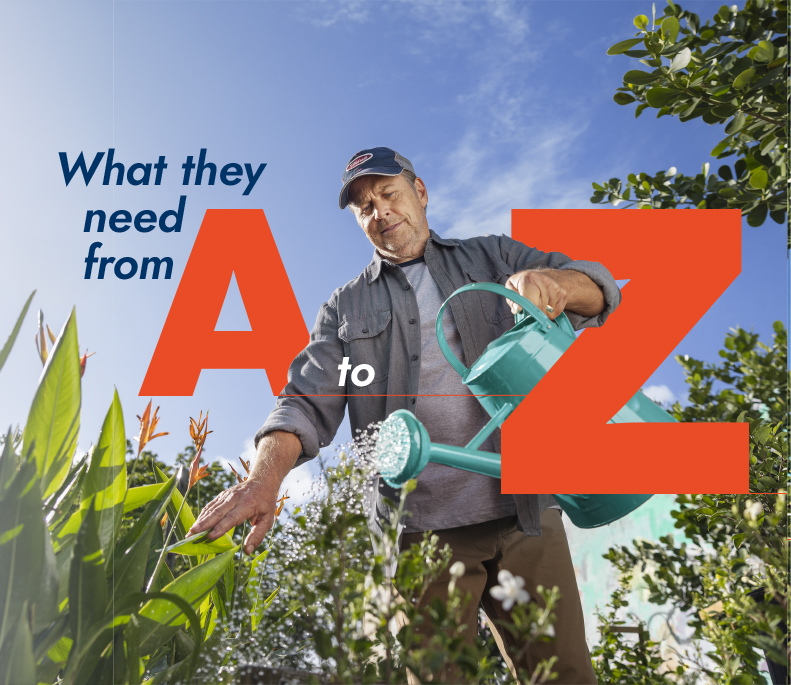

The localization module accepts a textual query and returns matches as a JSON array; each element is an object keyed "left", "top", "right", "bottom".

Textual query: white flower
[
  {"left": 489, "top": 570, "right": 530, "bottom": 610},
  {"left": 744, "top": 499, "right": 763, "bottom": 521},
  {"left": 448, "top": 561, "right": 466, "bottom": 593},
  {"left": 449, "top": 561, "right": 466, "bottom": 579},
  {"left": 666, "top": 166, "right": 677, "bottom": 177}
]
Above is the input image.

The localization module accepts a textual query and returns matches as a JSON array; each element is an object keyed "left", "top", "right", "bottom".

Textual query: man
[{"left": 190, "top": 147, "right": 619, "bottom": 684}]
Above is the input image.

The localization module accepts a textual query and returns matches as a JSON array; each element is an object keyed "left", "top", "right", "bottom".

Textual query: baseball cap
[{"left": 339, "top": 147, "right": 415, "bottom": 209}]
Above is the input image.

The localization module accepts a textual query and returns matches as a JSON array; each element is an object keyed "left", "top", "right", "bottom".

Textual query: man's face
[{"left": 347, "top": 173, "right": 429, "bottom": 263}]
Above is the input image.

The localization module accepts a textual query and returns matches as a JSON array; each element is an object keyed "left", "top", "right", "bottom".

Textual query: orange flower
[
  {"left": 134, "top": 400, "right": 169, "bottom": 457},
  {"left": 229, "top": 463, "right": 246, "bottom": 484},
  {"left": 275, "top": 490, "right": 290, "bottom": 520},
  {"left": 189, "top": 411, "right": 213, "bottom": 453},
  {"left": 188, "top": 452, "right": 210, "bottom": 488},
  {"left": 79, "top": 350, "right": 95, "bottom": 378},
  {"left": 187, "top": 411, "right": 212, "bottom": 488},
  {"left": 239, "top": 458, "right": 250, "bottom": 475}
]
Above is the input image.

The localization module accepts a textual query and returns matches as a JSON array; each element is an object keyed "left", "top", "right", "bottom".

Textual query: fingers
[
  {"left": 505, "top": 272, "right": 567, "bottom": 320},
  {"left": 205, "top": 504, "right": 255, "bottom": 541},
  {"left": 244, "top": 512, "right": 275, "bottom": 556},
  {"left": 189, "top": 484, "right": 256, "bottom": 536}
]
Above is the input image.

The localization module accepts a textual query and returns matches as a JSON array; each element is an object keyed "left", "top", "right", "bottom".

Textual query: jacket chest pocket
[
  {"left": 337, "top": 310, "right": 391, "bottom": 389},
  {"left": 466, "top": 269, "right": 515, "bottom": 325}
]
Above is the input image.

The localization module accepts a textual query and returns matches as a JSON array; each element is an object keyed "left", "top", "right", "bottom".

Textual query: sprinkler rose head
[{"left": 375, "top": 410, "right": 431, "bottom": 487}]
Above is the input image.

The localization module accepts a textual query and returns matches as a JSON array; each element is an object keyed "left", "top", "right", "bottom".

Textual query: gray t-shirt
[{"left": 400, "top": 257, "right": 518, "bottom": 532}]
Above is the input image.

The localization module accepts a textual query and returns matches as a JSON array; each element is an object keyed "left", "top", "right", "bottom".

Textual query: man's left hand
[{"left": 505, "top": 270, "right": 568, "bottom": 321}]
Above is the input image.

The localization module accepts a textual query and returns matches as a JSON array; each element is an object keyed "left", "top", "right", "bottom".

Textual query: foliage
[
  {"left": 245, "top": 453, "right": 559, "bottom": 684},
  {"left": 0, "top": 294, "right": 245, "bottom": 685},
  {"left": 594, "top": 323, "right": 788, "bottom": 684},
  {"left": 591, "top": 0, "right": 787, "bottom": 231}
]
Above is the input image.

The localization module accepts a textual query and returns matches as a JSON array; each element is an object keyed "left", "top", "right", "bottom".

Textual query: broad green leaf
[
  {"left": 154, "top": 465, "right": 194, "bottom": 539},
  {"left": 137, "top": 547, "right": 237, "bottom": 654},
  {"left": 0, "top": 430, "right": 17, "bottom": 495},
  {"left": 623, "top": 70, "right": 660, "bottom": 85},
  {"left": 613, "top": 92, "right": 636, "bottom": 105},
  {"left": 749, "top": 169, "right": 768, "bottom": 190},
  {"left": 163, "top": 530, "right": 236, "bottom": 555},
  {"left": 645, "top": 87, "right": 678, "bottom": 108},
  {"left": 732, "top": 68, "right": 755, "bottom": 90},
  {"left": 0, "top": 290, "right": 35, "bottom": 376},
  {"left": 33, "top": 520, "right": 59, "bottom": 633},
  {"left": 154, "top": 465, "right": 235, "bottom": 554},
  {"left": 111, "top": 476, "right": 176, "bottom": 607},
  {"left": 22, "top": 308, "right": 81, "bottom": 499},
  {"left": 64, "top": 502, "right": 109, "bottom": 685},
  {"left": 63, "top": 591, "right": 200, "bottom": 685},
  {"left": 0, "top": 600, "right": 35, "bottom": 685},
  {"left": 607, "top": 38, "right": 644, "bottom": 55},
  {"left": 710, "top": 138, "right": 731, "bottom": 157},
  {"left": 754, "top": 40, "right": 774, "bottom": 62},
  {"left": 68, "top": 502, "right": 107, "bottom": 650},
  {"left": 724, "top": 112, "right": 745, "bottom": 135},
  {"left": 0, "top": 459, "right": 45, "bottom": 654},
  {"left": 124, "top": 482, "right": 169, "bottom": 514},
  {"left": 47, "top": 635, "right": 73, "bottom": 663},
  {"left": 633, "top": 14, "right": 648, "bottom": 30},
  {"left": 44, "top": 453, "right": 87, "bottom": 532},
  {"left": 746, "top": 203, "right": 768, "bottom": 227},
  {"left": 661, "top": 16, "right": 680, "bottom": 43},
  {"left": 81, "top": 390, "right": 127, "bottom": 564},
  {"left": 143, "top": 523, "right": 175, "bottom": 594},
  {"left": 668, "top": 48, "right": 691, "bottom": 73}
]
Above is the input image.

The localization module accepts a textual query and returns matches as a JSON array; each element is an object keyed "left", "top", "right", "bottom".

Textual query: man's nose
[{"left": 373, "top": 202, "right": 390, "bottom": 221}]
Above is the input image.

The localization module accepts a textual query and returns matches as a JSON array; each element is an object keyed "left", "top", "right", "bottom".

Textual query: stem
[
  {"left": 230, "top": 519, "right": 248, "bottom": 621},
  {"left": 146, "top": 483, "right": 191, "bottom": 593}
]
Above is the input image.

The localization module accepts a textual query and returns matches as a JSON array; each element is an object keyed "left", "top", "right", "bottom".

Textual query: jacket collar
[{"left": 366, "top": 229, "right": 459, "bottom": 283}]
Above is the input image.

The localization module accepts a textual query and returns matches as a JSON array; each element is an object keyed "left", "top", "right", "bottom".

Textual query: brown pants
[{"left": 397, "top": 509, "right": 597, "bottom": 684}]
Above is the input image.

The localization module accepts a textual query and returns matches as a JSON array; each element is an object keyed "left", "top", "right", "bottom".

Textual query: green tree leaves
[{"left": 596, "top": 0, "right": 787, "bottom": 230}]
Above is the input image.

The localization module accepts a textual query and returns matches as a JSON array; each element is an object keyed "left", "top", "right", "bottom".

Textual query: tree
[
  {"left": 591, "top": 0, "right": 787, "bottom": 233},
  {"left": 594, "top": 323, "right": 788, "bottom": 684}
]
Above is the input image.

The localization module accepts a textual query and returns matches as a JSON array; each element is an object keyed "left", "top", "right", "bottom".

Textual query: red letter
[
  {"left": 140, "top": 209, "right": 307, "bottom": 396},
  {"left": 502, "top": 209, "right": 748, "bottom": 494}
]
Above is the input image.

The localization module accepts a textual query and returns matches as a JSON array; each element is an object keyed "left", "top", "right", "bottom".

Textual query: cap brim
[{"left": 339, "top": 167, "right": 403, "bottom": 209}]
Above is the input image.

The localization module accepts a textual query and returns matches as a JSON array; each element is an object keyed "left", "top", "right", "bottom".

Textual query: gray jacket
[{"left": 256, "top": 230, "right": 621, "bottom": 537}]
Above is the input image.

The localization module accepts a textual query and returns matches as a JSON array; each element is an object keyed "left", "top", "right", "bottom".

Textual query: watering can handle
[{"left": 435, "top": 282, "right": 555, "bottom": 377}]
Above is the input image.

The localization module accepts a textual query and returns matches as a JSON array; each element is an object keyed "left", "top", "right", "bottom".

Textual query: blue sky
[{"left": 0, "top": 0, "right": 786, "bottom": 493}]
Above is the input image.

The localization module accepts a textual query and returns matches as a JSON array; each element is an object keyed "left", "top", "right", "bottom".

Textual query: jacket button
[
  {"left": 411, "top": 354, "right": 418, "bottom": 361},
  {"left": 410, "top": 398, "right": 416, "bottom": 405},
  {"left": 404, "top": 284, "right": 411, "bottom": 290},
  {"left": 409, "top": 318, "right": 416, "bottom": 324},
  {"left": 362, "top": 328, "right": 369, "bottom": 333}
]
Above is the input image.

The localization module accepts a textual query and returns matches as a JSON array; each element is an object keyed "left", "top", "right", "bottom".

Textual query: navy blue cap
[{"left": 339, "top": 147, "right": 415, "bottom": 209}]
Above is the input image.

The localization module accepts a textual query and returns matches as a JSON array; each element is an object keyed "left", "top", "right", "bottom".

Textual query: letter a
[{"left": 140, "top": 209, "right": 308, "bottom": 396}]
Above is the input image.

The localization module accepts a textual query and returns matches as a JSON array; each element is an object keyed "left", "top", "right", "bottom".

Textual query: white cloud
[
  {"left": 642, "top": 385, "right": 677, "bottom": 406},
  {"left": 430, "top": 125, "right": 593, "bottom": 240}
]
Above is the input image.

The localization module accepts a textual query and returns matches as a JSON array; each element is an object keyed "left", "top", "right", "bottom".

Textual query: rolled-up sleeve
[
  {"left": 255, "top": 298, "right": 347, "bottom": 467},
  {"left": 499, "top": 234, "right": 621, "bottom": 330}
]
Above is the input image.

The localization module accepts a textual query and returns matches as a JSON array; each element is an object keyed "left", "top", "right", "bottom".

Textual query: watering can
[{"left": 374, "top": 282, "right": 676, "bottom": 529}]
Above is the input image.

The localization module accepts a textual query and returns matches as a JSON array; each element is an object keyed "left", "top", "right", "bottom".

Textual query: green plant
[
  {"left": 243, "top": 451, "right": 559, "bottom": 684},
  {"left": 591, "top": 0, "right": 787, "bottom": 232},
  {"left": 0, "top": 294, "right": 244, "bottom": 685},
  {"left": 595, "top": 323, "right": 788, "bottom": 684}
]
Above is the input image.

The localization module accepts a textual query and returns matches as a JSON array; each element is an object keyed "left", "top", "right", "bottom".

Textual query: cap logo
[{"left": 346, "top": 153, "right": 373, "bottom": 172}]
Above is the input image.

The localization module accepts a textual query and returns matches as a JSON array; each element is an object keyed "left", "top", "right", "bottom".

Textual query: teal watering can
[{"left": 374, "top": 282, "right": 676, "bottom": 529}]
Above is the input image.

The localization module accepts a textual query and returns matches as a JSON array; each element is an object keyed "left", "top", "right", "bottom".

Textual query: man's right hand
[{"left": 187, "top": 430, "right": 302, "bottom": 555}]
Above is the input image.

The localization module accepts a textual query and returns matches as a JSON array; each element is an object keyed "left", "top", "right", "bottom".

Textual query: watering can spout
[{"left": 374, "top": 410, "right": 653, "bottom": 529}]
